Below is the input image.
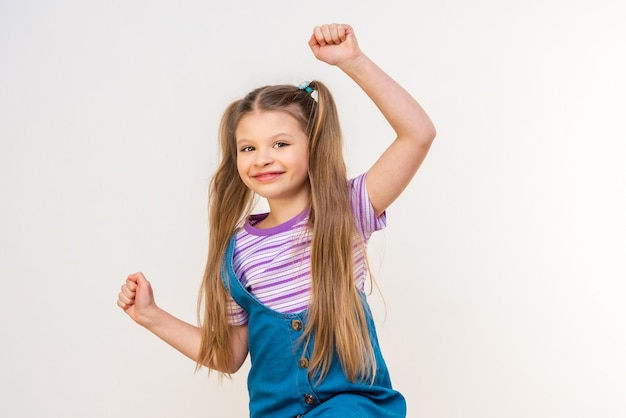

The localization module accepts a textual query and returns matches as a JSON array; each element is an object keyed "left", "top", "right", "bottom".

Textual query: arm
[
  {"left": 309, "top": 24, "right": 436, "bottom": 216},
  {"left": 117, "top": 273, "right": 248, "bottom": 373}
]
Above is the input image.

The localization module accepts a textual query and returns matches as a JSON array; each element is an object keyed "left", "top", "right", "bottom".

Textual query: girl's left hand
[{"left": 308, "top": 23, "right": 363, "bottom": 67}]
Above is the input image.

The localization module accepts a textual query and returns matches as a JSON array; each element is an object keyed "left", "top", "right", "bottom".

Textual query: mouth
[{"left": 253, "top": 171, "right": 283, "bottom": 182}]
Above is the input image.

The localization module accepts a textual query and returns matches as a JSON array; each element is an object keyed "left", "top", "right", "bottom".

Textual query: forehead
[{"left": 235, "top": 110, "right": 305, "bottom": 140}]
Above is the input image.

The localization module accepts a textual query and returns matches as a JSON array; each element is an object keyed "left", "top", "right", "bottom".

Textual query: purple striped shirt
[{"left": 226, "top": 173, "right": 386, "bottom": 325}]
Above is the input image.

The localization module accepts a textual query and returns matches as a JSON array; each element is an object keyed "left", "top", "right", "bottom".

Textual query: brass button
[
  {"left": 299, "top": 357, "right": 309, "bottom": 368},
  {"left": 304, "top": 394, "right": 315, "bottom": 405},
  {"left": 291, "top": 319, "right": 303, "bottom": 331}
]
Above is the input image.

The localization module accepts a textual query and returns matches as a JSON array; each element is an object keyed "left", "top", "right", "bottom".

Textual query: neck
[{"left": 259, "top": 191, "right": 310, "bottom": 229}]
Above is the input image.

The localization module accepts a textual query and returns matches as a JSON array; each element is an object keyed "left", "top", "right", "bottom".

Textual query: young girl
[{"left": 117, "top": 23, "right": 435, "bottom": 417}]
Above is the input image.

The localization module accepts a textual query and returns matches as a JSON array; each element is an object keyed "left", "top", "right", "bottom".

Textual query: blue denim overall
[{"left": 221, "top": 236, "right": 407, "bottom": 417}]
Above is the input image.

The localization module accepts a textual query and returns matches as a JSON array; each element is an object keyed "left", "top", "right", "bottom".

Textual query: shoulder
[{"left": 348, "top": 172, "right": 367, "bottom": 189}]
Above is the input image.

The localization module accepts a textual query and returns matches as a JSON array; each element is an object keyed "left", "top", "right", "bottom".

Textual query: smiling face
[{"left": 235, "top": 110, "right": 310, "bottom": 208}]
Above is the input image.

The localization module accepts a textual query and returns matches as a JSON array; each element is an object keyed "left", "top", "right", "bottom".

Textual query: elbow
[
  {"left": 224, "top": 352, "right": 248, "bottom": 374},
  {"left": 204, "top": 360, "right": 244, "bottom": 375},
  {"left": 215, "top": 354, "right": 249, "bottom": 374},
  {"left": 411, "top": 124, "right": 436, "bottom": 153},
  {"left": 224, "top": 363, "right": 244, "bottom": 374},
  {"left": 407, "top": 118, "right": 436, "bottom": 149},
  {"left": 422, "top": 120, "right": 437, "bottom": 145},
  {"left": 221, "top": 356, "right": 247, "bottom": 374},
  {"left": 201, "top": 352, "right": 247, "bottom": 375}
]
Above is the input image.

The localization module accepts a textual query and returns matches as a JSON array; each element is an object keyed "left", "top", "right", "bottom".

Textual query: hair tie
[
  {"left": 298, "top": 80, "right": 314, "bottom": 93},
  {"left": 298, "top": 81, "right": 318, "bottom": 102}
]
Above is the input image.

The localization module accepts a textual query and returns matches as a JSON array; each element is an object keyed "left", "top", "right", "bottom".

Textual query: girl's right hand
[{"left": 117, "top": 272, "right": 158, "bottom": 326}]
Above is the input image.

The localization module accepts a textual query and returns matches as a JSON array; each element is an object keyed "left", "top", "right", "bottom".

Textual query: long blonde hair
[{"left": 197, "top": 81, "right": 375, "bottom": 383}]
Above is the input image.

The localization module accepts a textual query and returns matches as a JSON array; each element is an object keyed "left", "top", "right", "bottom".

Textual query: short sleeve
[
  {"left": 349, "top": 172, "right": 386, "bottom": 243},
  {"left": 227, "top": 295, "right": 249, "bottom": 326}
]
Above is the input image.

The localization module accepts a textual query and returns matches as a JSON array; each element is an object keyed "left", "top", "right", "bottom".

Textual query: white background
[{"left": 1, "top": 1, "right": 625, "bottom": 417}]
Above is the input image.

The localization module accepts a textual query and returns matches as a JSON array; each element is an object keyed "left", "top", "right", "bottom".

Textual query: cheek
[
  {"left": 236, "top": 156, "right": 258, "bottom": 190},
  {"left": 236, "top": 155, "right": 246, "bottom": 174},
  {"left": 297, "top": 150, "right": 310, "bottom": 175},
  {"left": 235, "top": 158, "right": 249, "bottom": 183}
]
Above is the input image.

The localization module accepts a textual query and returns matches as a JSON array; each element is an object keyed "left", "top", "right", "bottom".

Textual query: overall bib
[{"left": 222, "top": 236, "right": 407, "bottom": 417}]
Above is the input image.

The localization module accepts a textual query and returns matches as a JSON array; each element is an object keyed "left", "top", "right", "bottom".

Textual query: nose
[{"left": 254, "top": 147, "right": 274, "bottom": 166}]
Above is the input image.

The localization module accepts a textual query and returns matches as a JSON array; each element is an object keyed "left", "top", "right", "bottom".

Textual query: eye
[
  {"left": 274, "top": 141, "right": 288, "bottom": 149},
  {"left": 239, "top": 145, "right": 255, "bottom": 152}
]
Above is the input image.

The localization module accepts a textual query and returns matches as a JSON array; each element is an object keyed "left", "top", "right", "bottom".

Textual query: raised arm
[
  {"left": 117, "top": 273, "right": 248, "bottom": 373},
  {"left": 309, "top": 24, "right": 436, "bottom": 215}
]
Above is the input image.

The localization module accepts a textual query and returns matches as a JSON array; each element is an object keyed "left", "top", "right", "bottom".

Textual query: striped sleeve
[
  {"left": 349, "top": 172, "right": 387, "bottom": 242},
  {"left": 226, "top": 295, "right": 248, "bottom": 326}
]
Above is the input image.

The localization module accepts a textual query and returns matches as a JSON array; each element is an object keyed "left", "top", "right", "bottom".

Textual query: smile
[{"left": 253, "top": 172, "right": 283, "bottom": 182}]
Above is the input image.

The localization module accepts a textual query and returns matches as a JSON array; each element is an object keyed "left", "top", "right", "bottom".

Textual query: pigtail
[
  {"left": 197, "top": 100, "right": 254, "bottom": 375},
  {"left": 304, "top": 81, "right": 376, "bottom": 383}
]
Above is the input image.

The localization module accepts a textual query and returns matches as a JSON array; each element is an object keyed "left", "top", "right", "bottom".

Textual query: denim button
[{"left": 291, "top": 320, "right": 303, "bottom": 331}]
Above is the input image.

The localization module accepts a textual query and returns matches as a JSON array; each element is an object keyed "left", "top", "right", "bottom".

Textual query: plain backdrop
[{"left": 1, "top": 1, "right": 625, "bottom": 417}]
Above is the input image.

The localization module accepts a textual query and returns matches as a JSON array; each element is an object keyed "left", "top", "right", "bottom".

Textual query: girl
[{"left": 117, "top": 23, "right": 436, "bottom": 417}]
